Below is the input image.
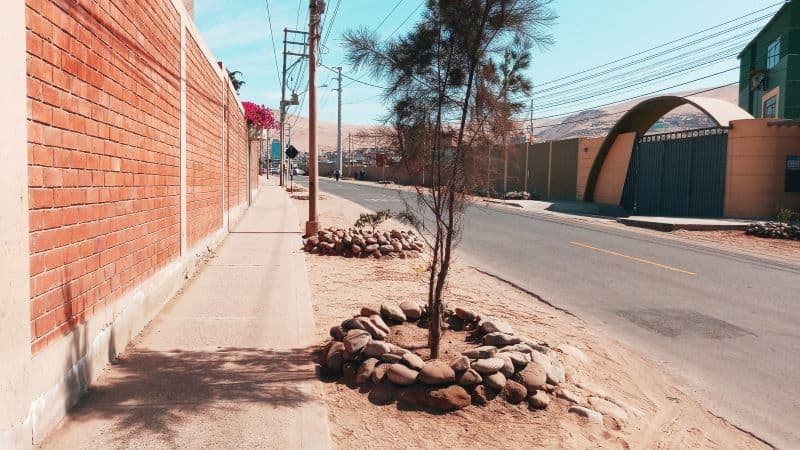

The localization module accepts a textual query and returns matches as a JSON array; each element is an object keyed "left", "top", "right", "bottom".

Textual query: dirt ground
[{"left": 292, "top": 189, "right": 768, "bottom": 450}]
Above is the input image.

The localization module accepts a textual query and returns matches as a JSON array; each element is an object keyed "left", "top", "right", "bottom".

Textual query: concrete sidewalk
[{"left": 38, "top": 180, "right": 331, "bottom": 449}]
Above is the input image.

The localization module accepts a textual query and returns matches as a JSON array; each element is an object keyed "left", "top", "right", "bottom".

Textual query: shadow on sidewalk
[{"left": 60, "top": 346, "right": 319, "bottom": 445}]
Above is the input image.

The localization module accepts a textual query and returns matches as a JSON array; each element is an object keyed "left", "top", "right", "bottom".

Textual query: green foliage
[
  {"left": 776, "top": 208, "right": 800, "bottom": 224},
  {"left": 227, "top": 69, "right": 245, "bottom": 94},
  {"left": 354, "top": 209, "right": 393, "bottom": 232}
]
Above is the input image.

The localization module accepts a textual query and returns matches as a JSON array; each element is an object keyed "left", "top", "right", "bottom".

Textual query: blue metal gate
[{"left": 621, "top": 127, "right": 728, "bottom": 217}]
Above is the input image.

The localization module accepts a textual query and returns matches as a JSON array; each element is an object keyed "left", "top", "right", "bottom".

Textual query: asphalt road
[{"left": 300, "top": 176, "right": 799, "bottom": 448}]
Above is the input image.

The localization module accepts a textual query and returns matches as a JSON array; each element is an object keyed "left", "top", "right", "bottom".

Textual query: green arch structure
[{"left": 583, "top": 95, "right": 753, "bottom": 203}]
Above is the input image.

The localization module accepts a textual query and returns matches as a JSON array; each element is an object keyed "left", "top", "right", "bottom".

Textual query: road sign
[{"left": 286, "top": 145, "right": 299, "bottom": 159}]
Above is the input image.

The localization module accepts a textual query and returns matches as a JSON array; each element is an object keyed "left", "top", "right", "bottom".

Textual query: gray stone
[
  {"left": 568, "top": 406, "right": 603, "bottom": 424},
  {"left": 499, "top": 343, "right": 535, "bottom": 354},
  {"left": 449, "top": 355, "right": 470, "bottom": 372},
  {"left": 386, "top": 363, "right": 419, "bottom": 385},
  {"left": 343, "top": 329, "right": 371, "bottom": 354},
  {"left": 484, "top": 371, "right": 507, "bottom": 390},
  {"left": 556, "top": 388, "right": 585, "bottom": 405},
  {"left": 558, "top": 343, "right": 589, "bottom": 364},
  {"left": 528, "top": 390, "right": 550, "bottom": 409},
  {"left": 399, "top": 301, "right": 423, "bottom": 320},
  {"left": 401, "top": 352, "right": 425, "bottom": 370},
  {"left": 368, "top": 315, "right": 391, "bottom": 334},
  {"left": 462, "top": 345, "right": 497, "bottom": 359},
  {"left": 454, "top": 307, "right": 478, "bottom": 321},
  {"left": 547, "top": 360, "right": 566, "bottom": 385},
  {"left": 355, "top": 358, "right": 379, "bottom": 384},
  {"left": 483, "top": 332, "right": 522, "bottom": 346},
  {"left": 480, "top": 318, "right": 514, "bottom": 335},
  {"left": 494, "top": 353, "right": 515, "bottom": 377},
  {"left": 505, "top": 351, "right": 530, "bottom": 367},
  {"left": 418, "top": 361, "right": 456, "bottom": 385},
  {"left": 380, "top": 303, "right": 407, "bottom": 322},
  {"left": 457, "top": 368, "right": 482, "bottom": 386},
  {"left": 588, "top": 397, "right": 628, "bottom": 420},
  {"left": 364, "top": 341, "right": 392, "bottom": 358},
  {"left": 356, "top": 317, "right": 386, "bottom": 340},
  {"left": 473, "top": 357, "right": 504, "bottom": 374}
]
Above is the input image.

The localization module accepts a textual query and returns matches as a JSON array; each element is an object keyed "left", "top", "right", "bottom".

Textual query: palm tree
[{"left": 227, "top": 69, "right": 245, "bottom": 94}]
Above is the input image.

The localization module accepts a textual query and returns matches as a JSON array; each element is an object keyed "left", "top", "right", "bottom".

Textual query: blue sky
[{"left": 195, "top": 0, "right": 785, "bottom": 126}]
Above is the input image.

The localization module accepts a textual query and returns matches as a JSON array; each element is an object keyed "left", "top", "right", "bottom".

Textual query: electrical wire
[
  {"left": 532, "top": 1, "right": 784, "bottom": 89},
  {"left": 384, "top": 1, "right": 424, "bottom": 42},
  {"left": 264, "top": 0, "right": 281, "bottom": 77},
  {"left": 372, "top": 0, "right": 405, "bottom": 33}
]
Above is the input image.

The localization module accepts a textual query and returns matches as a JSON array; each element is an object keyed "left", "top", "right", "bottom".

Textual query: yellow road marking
[{"left": 570, "top": 241, "right": 696, "bottom": 276}]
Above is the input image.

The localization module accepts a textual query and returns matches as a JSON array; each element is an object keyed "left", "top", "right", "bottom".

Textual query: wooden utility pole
[{"left": 305, "top": 0, "right": 324, "bottom": 236}]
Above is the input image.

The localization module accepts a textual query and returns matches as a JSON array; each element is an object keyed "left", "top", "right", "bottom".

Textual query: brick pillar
[{"left": 180, "top": 18, "right": 188, "bottom": 255}]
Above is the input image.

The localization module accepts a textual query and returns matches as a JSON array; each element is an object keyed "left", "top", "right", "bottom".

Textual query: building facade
[{"left": 738, "top": 0, "right": 800, "bottom": 119}]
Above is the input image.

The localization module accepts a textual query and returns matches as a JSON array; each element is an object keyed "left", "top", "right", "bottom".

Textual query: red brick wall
[
  {"left": 25, "top": 0, "right": 249, "bottom": 353},
  {"left": 226, "top": 84, "right": 247, "bottom": 210},
  {"left": 186, "top": 35, "right": 222, "bottom": 247}
]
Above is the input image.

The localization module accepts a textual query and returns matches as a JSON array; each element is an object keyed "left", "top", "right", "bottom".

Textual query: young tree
[{"left": 345, "top": 0, "right": 555, "bottom": 358}]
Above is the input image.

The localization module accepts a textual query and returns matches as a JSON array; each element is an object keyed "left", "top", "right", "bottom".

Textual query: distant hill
[
  {"left": 531, "top": 84, "right": 739, "bottom": 142},
  {"left": 284, "top": 84, "right": 741, "bottom": 148}
]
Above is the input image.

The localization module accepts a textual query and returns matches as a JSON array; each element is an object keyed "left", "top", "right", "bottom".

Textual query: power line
[
  {"left": 532, "top": 1, "right": 783, "bottom": 89},
  {"left": 373, "top": 0, "right": 405, "bottom": 33},
  {"left": 264, "top": 0, "right": 281, "bottom": 76},
  {"left": 319, "top": 0, "right": 342, "bottom": 65},
  {"left": 384, "top": 1, "right": 424, "bottom": 42}
]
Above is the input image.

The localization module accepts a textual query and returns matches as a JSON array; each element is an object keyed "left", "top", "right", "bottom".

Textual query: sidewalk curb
[{"left": 617, "top": 217, "right": 752, "bottom": 232}]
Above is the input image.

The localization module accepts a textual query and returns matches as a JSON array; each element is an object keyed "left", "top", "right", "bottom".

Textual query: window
[
  {"left": 767, "top": 37, "right": 781, "bottom": 69},
  {"left": 763, "top": 96, "right": 777, "bottom": 118}
]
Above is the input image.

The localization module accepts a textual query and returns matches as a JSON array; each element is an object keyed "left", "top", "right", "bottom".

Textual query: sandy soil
[
  {"left": 671, "top": 229, "right": 800, "bottom": 261},
  {"left": 292, "top": 188, "right": 767, "bottom": 450}
]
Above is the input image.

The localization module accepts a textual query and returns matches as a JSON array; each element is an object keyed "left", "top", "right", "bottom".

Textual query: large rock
[
  {"left": 449, "top": 355, "right": 470, "bottom": 372},
  {"left": 462, "top": 346, "right": 497, "bottom": 359},
  {"left": 457, "top": 368, "right": 482, "bottom": 386},
  {"left": 418, "top": 361, "right": 456, "bottom": 385},
  {"left": 480, "top": 318, "right": 514, "bottom": 335},
  {"left": 360, "top": 306, "right": 380, "bottom": 316},
  {"left": 357, "top": 317, "right": 387, "bottom": 340},
  {"left": 329, "top": 325, "right": 345, "bottom": 341},
  {"left": 454, "top": 307, "right": 478, "bottom": 321},
  {"left": 484, "top": 371, "right": 507, "bottom": 390},
  {"left": 341, "top": 317, "right": 366, "bottom": 331},
  {"left": 528, "top": 390, "right": 550, "bottom": 409},
  {"left": 427, "top": 385, "right": 470, "bottom": 411},
  {"left": 588, "top": 397, "right": 628, "bottom": 420},
  {"left": 380, "top": 303, "right": 407, "bottom": 323},
  {"left": 547, "top": 360, "right": 566, "bottom": 385},
  {"left": 343, "top": 329, "right": 371, "bottom": 354},
  {"left": 473, "top": 357, "right": 505, "bottom": 374},
  {"left": 325, "top": 341, "right": 345, "bottom": 372},
  {"left": 399, "top": 301, "right": 423, "bottom": 320},
  {"left": 364, "top": 341, "right": 392, "bottom": 358},
  {"left": 556, "top": 388, "right": 585, "bottom": 405},
  {"left": 517, "top": 362, "right": 547, "bottom": 391},
  {"left": 401, "top": 352, "right": 425, "bottom": 370},
  {"left": 558, "top": 343, "right": 590, "bottom": 364},
  {"left": 355, "top": 358, "right": 379, "bottom": 384},
  {"left": 568, "top": 406, "right": 603, "bottom": 424},
  {"left": 369, "top": 315, "right": 391, "bottom": 334},
  {"left": 505, "top": 351, "right": 530, "bottom": 368},
  {"left": 494, "top": 353, "right": 515, "bottom": 377},
  {"left": 379, "top": 244, "right": 395, "bottom": 254},
  {"left": 380, "top": 353, "right": 403, "bottom": 363},
  {"left": 499, "top": 343, "right": 535, "bottom": 355},
  {"left": 386, "top": 363, "right": 419, "bottom": 385},
  {"left": 502, "top": 380, "right": 527, "bottom": 404},
  {"left": 364, "top": 244, "right": 379, "bottom": 252},
  {"left": 483, "top": 332, "right": 522, "bottom": 346}
]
